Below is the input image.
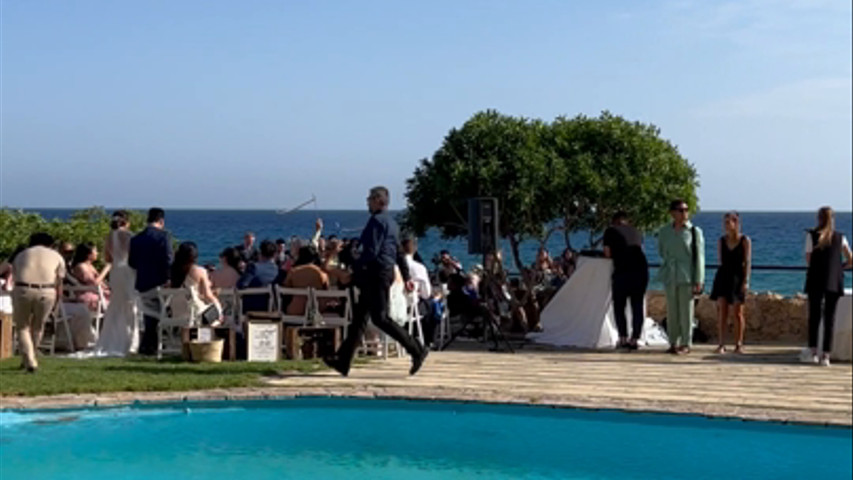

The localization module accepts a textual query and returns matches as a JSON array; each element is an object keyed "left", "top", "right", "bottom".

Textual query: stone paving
[{"left": 2, "top": 344, "right": 851, "bottom": 426}]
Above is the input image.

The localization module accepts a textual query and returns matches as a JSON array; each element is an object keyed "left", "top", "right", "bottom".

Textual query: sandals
[
  {"left": 734, "top": 344, "right": 745, "bottom": 354},
  {"left": 714, "top": 345, "right": 727, "bottom": 354}
]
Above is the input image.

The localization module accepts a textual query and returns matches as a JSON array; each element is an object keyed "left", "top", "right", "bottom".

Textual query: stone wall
[{"left": 646, "top": 291, "right": 808, "bottom": 343}]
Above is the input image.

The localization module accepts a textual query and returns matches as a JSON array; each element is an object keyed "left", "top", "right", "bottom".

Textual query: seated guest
[
  {"left": 235, "top": 231, "right": 259, "bottom": 264},
  {"left": 211, "top": 246, "right": 241, "bottom": 289},
  {"left": 402, "top": 237, "right": 439, "bottom": 346},
  {"left": 283, "top": 246, "right": 329, "bottom": 315},
  {"left": 282, "top": 237, "right": 301, "bottom": 273},
  {"left": 274, "top": 238, "right": 287, "bottom": 267},
  {"left": 170, "top": 242, "right": 222, "bottom": 325},
  {"left": 58, "top": 242, "right": 75, "bottom": 270},
  {"left": 321, "top": 238, "right": 350, "bottom": 287},
  {"left": 237, "top": 239, "right": 279, "bottom": 313},
  {"left": 68, "top": 243, "right": 110, "bottom": 350},
  {"left": 437, "top": 250, "right": 462, "bottom": 283}
]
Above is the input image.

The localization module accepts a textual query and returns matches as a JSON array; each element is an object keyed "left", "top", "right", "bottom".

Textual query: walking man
[
  {"left": 130, "top": 208, "right": 173, "bottom": 355},
  {"left": 603, "top": 211, "right": 649, "bottom": 350},
  {"left": 12, "top": 233, "right": 65, "bottom": 372},
  {"left": 325, "top": 186, "right": 428, "bottom": 376},
  {"left": 657, "top": 199, "right": 705, "bottom": 355}
]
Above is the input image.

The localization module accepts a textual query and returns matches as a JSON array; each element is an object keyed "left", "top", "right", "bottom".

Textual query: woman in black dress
[{"left": 710, "top": 212, "right": 751, "bottom": 354}]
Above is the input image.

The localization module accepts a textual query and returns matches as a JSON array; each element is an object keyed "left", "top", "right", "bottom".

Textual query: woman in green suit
[{"left": 657, "top": 199, "right": 705, "bottom": 354}]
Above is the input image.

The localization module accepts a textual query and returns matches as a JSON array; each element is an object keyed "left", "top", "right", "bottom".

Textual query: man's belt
[{"left": 15, "top": 282, "right": 56, "bottom": 289}]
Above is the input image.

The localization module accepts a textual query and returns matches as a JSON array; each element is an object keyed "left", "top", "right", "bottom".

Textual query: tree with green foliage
[
  {"left": 548, "top": 112, "right": 699, "bottom": 245},
  {"left": 403, "top": 110, "right": 559, "bottom": 273},
  {"left": 0, "top": 207, "right": 148, "bottom": 266}
]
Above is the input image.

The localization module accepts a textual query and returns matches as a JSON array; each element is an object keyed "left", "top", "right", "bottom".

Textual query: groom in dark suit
[{"left": 129, "top": 208, "right": 173, "bottom": 355}]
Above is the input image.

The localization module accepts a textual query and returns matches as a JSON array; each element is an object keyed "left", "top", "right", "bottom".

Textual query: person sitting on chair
[
  {"left": 237, "top": 239, "right": 279, "bottom": 313},
  {"left": 283, "top": 245, "right": 329, "bottom": 316}
]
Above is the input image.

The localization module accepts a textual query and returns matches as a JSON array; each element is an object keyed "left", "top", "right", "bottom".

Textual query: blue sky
[{"left": 1, "top": 0, "right": 851, "bottom": 211}]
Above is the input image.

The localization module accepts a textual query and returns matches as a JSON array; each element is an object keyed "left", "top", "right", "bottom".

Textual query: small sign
[
  {"left": 247, "top": 321, "right": 281, "bottom": 362},
  {"left": 196, "top": 327, "right": 212, "bottom": 342}
]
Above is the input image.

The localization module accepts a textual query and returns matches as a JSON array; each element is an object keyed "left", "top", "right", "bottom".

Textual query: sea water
[{"left": 30, "top": 210, "right": 853, "bottom": 295}]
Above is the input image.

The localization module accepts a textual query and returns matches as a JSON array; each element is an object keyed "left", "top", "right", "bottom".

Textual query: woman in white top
[{"left": 170, "top": 242, "right": 222, "bottom": 325}]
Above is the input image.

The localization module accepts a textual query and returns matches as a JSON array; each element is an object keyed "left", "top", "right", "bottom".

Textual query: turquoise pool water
[{"left": 1, "top": 398, "right": 850, "bottom": 480}]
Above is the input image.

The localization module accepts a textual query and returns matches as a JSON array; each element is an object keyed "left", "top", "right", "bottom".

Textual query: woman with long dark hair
[
  {"left": 710, "top": 211, "right": 751, "bottom": 354},
  {"left": 170, "top": 242, "right": 222, "bottom": 325},
  {"left": 210, "top": 246, "right": 241, "bottom": 289},
  {"left": 70, "top": 243, "right": 110, "bottom": 310},
  {"left": 802, "top": 207, "right": 853, "bottom": 367}
]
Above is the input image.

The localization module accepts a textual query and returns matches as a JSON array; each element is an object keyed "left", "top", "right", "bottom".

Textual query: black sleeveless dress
[{"left": 710, "top": 236, "right": 747, "bottom": 303}]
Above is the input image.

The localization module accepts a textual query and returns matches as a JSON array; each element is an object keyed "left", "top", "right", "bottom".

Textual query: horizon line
[{"left": 5, "top": 206, "right": 852, "bottom": 214}]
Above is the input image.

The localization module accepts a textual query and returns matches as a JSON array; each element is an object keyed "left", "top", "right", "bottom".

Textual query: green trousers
[{"left": 665, "top": 284, "right": 694, "bottom": 347}]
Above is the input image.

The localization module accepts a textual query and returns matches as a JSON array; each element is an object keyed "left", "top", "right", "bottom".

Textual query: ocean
[{"left": 32, "top": 209, "right": 853, "bottom": 296}]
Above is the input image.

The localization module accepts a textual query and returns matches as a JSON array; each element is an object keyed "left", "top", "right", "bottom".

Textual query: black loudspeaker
[{"left": 468, "top": 198, "right": 499, "bottom": 255}]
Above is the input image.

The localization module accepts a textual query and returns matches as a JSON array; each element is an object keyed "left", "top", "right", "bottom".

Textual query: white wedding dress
[{"left": 93, "top": 230, "right": 139, "bottom": 356}]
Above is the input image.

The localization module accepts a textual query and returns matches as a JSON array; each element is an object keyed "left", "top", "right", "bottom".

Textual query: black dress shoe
[
  {"left": 25, "top": 366, "right": 37, "bottom": 374},
  {"left": 409, "top": 348, "right": 429, "bottom": 376},
  {"left": 322, "top": 357, "right": 350, "bottom": 377}
]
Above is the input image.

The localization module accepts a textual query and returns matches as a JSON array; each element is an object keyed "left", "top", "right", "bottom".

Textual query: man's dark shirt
[
  {"left": 237, "top": 259, "right": 278, "bottom": 313},
  {"left": 236, "top": 244, "right": 259, "bottom": 264},
  {"left": 355, "top": 210, "right": 404, "bottom": 280},
  {"left": 129, "top": 226, "right": 173, "bottom": 292},
  {"left": 603, "top": 224, "right": 648, "bottom": 277}
]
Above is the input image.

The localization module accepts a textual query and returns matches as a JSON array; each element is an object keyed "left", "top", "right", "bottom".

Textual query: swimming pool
[{"left": 1, "top": 398, "right": 850, "bottom": 480}]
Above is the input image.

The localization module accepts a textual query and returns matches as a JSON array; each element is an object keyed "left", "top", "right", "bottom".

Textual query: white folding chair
[
  {"left": 40, "top": 300, "right": 76, "bottom": 355},
  {"left": 406, "top": 288, "right": 425, "bottom": 347},
  {"left": 312, "top": 288, "right": 352, "bottom": 333},
  {"left": 216, "top": 288, "right": 238, "bottom": 328},
  {"left": 235, "top": 286, "right": 276, "bottom": 326},
  {"left": 63, "top": 284, "right": 107, "bottom": 334},
  {"left": 156, "top": 288, "right": 198, "bottom": 359},
  {"left": 274, "top": 286, "right": 313, "bottom": 327}
]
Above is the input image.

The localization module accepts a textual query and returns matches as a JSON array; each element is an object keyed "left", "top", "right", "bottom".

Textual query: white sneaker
[
  {"left": 800, "top": 349, "right": 818, "bottom": 364},
  {"left": 820, "top": 357, "right": 831, "bottom": 367}
]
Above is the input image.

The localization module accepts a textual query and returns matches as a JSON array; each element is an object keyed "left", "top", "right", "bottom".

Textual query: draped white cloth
[
  {"left": 528, "top": 256, "right": 669, "bottom": 349},
  {"left": 825, "top": 289, "right": 852, "bottom": 362}
]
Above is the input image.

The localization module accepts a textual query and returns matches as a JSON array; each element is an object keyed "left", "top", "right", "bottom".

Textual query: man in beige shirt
[{"left": 12, "top": 233, "right": 65, "bottom": 372}]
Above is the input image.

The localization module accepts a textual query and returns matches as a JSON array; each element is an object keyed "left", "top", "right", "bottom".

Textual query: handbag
[{"left": 200, "top": 304, "right": 221, "bottom": 326}]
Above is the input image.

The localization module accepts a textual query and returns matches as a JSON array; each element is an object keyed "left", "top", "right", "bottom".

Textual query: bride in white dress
[{"left": 94, "top": 211, "right": 139, "bottom": 356}]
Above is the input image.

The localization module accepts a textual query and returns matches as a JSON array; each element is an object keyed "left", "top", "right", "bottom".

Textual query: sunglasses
[{"left": 671, "top": 207, "right": 689, "bottom": 212}]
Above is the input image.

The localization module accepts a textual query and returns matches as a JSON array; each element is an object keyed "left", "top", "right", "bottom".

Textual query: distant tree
[
  {"left": 548, "top": 112, "right": 699, "bottom": 245},
  {"left": 402, "top": 110, "right": 558, "bottom": 273}
]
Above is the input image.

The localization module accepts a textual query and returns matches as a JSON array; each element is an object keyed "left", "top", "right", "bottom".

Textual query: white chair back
[
  {"left": 274, "top": 286, "right": 313, "bottom": 327},
  {"left": 62, "top": 284, "right": 107, "bottom": 333},
  {"left": 156, "top": 287, "right": 197, "bottom": 358},
  {"left": 312, "top": 288, "right": 352, "bottom": 332},
  {"left": 40, "top": 299, "right": 76, "bottom": 355},
  {"left": 406, "top": 287, "right": 425, "bottom": 347},
  {"left": 217, "top": 288, "right": 238, "bottom": 328},
  {"left": 235, "top": 285, "right": 276, "bottom": 326}
]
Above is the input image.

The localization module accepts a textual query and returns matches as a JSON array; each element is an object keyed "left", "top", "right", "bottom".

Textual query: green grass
[{"left": 0, "top": 356, "right": 325, "bottom": 397}]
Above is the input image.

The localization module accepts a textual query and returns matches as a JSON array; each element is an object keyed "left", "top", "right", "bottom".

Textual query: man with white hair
[{"left": 325, "top": 186, "right": 428, "bottom": 376}]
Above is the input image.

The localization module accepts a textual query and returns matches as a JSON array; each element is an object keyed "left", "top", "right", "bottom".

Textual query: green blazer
[{"left": 656, "top": 222, "right": 705, "bottom": 287}]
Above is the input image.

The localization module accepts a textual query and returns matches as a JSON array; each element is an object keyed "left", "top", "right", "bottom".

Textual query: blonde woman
[
  {"left": 802, "top": 207, "right": 853, "bottom": 367},
  {"left": 709, "top": 212, "right": 751, "bottom": 354}
]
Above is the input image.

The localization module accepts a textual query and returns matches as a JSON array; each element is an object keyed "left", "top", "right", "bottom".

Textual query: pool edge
[{"left": 2, "top": 386, "right": 851, "bottom": 430}]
